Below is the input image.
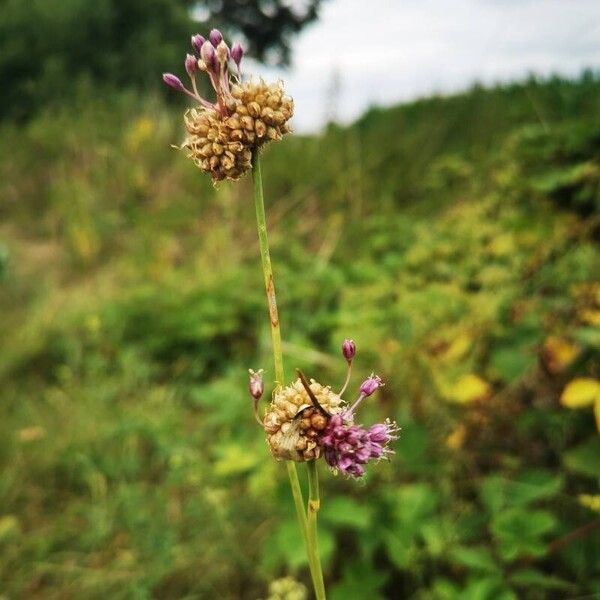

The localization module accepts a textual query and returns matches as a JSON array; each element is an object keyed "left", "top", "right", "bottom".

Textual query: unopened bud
[
  {"left": 209, "top": 28, "right": 223, "bottom": 47},
  {"left": 216, "top": 40, "right": 230, "bottom": 63},
  {"left": 342, "top": 339, "right": 356, "bottom": 362},
  {"left": 201, "top": 40, "right": 218, "bottom": 72},
  {"left": 248, "top": 369, "right": 264, "bottom": 400},
  {"left": 185, "top": 53, "right": 198, "bottom": 77},
  {"left": 162, "top": 73, "right": 184, "bottom": 91},
  {"left": 191, "top": 34, "right": 205, "bottom": 54},
  {"left": 231, "top": 42, "right": 244, "bottom": 65},
  {"left": 360, "top": 374, "right": 383, "bottom": 397}
]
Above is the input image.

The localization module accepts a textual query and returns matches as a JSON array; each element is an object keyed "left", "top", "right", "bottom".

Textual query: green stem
[
  {"left": 307, "top": 460, "right": 326, "bottom": 600},
  {"left": 251, "top": 150, "right": 326, "bottom": 597}
]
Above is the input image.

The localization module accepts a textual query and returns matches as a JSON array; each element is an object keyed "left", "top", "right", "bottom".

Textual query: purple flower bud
[
  {"left": 248, "top": 369, "right": 264, "bottom": 401},
  {"left": 209, "top": 28, "right": 223, "bottom": 47},
  {"left": 162, "top": 73, "right": 185, "bottom": 91},
  {"left": 360, "top": 374, "right": 383, "bottom": 397},
  {"left": 200, "top": 40, "right": 218, "bottom": 72},
  {"left": 191, "top": 34, "right": 205, "bottom": 54},
  {"left": 342, "top": 339, "right": 356, "bottom": 362},
  {"left": 231, "top": 42, "right": 244, "bottom": 65},
  {"left": 185, "top": 53, "right": 198, "bottom": 77}
]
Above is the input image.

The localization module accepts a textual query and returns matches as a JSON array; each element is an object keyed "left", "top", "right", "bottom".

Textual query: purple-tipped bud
[
  {"left": 191, "top": 34, "right": 205, "bottom": 54},
  {"left": 342, "top": 339, "right": 356, "bottom": 362},
  {"left": 209, "top": 28, "right": 223, "bottom": 47},
  {"left": 185, "top": 53, "right": 198, "bottom": 77},
  {"left": 200, "top": 40, "right": 218, "bottom": 72},
  {"left": 248, "top": 369, "right": 264, "bottom": 401},
  {"left": 231, "top": 42, "right": 244, "bottom": 65},
  {"left": 162, "top": 73, "right": 185, "bottom": 91},
  {"left": 360, "top": 374, "right": 383, "bottom": 397}
]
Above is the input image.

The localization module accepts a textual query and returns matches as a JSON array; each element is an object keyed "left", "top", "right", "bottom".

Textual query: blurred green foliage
[
  {"left": 0, "top": 0, "right": 324, "bottom": 120},
  {"left": 0, "top": 73, "right": 599, "bottom": 598}
]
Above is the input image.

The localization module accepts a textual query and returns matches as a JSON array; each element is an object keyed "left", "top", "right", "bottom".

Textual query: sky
[{"left": 251, "top": 0, "right": 600, "bottom": 132}]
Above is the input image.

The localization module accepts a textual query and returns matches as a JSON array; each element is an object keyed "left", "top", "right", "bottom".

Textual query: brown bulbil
[
  {"left": 180, "top": 79, "right": 293, "bottom": 182},
  {"left": 263, "top": 378, "right": 343, "bottom": 462},
  {"left": 182, "top": 109, "right": 252, "bottom": 181},
  {"left": 230, "top": 79, "right": 294, "bottom": 148}
]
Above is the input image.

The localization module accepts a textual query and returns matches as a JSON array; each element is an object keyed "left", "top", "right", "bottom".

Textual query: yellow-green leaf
[{"left": 560, "top": 378, "right": 600, "bottom": 409}]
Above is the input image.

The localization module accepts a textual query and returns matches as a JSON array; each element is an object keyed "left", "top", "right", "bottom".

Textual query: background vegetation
[{"left": 1, "top": 66, "right": 599, "bottom": 598}]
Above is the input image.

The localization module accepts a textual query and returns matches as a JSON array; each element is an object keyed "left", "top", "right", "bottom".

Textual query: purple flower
[
  {"left": 318, "top": 414, "right": 398, "bottom": 478},
  {"left": 200, "top": 40, "right": 218, "bottom": 73},
  {"left": 248, "top": 369, "right": 264, "bottom": 401},
  {"left": 342, "top": 339, "right": 356, "bottom": 362},
  {"left": 360, "top": 373, "right": 383, "bottom": 397},
  {"left": 191, "top": 34, "right": 205, "bottom": 54},
  {"left": 185, "top": 53, "right": 198, "bottom": 77},
  {"left": 231, "top": 42, "right": 244, "bottom": 65},
  {"left": 209, "top": 28, "right": 223, "bottom": 47},
  {"left": 162, "top": 73, "right": 185, "bottom": 91}
]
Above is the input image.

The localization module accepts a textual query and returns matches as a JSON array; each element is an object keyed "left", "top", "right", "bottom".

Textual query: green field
[{"left": 1, "top": 73, "right": 599, "bottom": 599}]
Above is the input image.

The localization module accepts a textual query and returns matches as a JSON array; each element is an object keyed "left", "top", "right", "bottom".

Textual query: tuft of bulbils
[{"left": 163, "top": 29, "right": 294, "bottom": 182}]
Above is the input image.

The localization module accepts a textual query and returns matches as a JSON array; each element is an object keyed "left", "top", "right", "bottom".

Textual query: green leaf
[
  {"left": 563, "top": 437, "right": 600, "bottom": 479},
  {"left": 330, "top": 561, "right": 387, "bottom": 600},
  {"left": 462, "top": 576, "right": 517, "bottom": 600},
  {"left": 449, "top": 546, "right": 501, "bottom": 574},
  {"left": 383, "top": 531, "right": 413, "bottom": 569},
  {"left": 507, "top": 470, "right": 564, "bottom": 505},
  {"left": 320, "top": 496, "right": 373, "bottom": 531},
  {"left": 393, "top": 483, "right": 439, "bottom": 533},
  {"left": 491, "top": 509, "right": 556, "bottom": 562},
  {"left": 489, "top": 345, "right": 534, "bottom": 382},
  {"left": 509, "top": 568, "right": 573, "bottom": 591}
]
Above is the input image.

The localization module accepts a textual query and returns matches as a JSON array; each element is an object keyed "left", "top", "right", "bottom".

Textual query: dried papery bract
[{"left": 162, "top": 30, "right": 294, "bottom": 182}]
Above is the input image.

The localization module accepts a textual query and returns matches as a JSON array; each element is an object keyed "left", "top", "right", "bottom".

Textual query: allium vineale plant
[{"left": 163, "top": 30, "right": 399, "bottom": 599}]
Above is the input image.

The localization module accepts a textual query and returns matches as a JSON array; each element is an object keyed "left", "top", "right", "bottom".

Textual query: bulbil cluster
[
  {"left": 163, "top": 30, "right": 293, "bottom": 182},
  {"left": 251, "top": 340, "right": 399, "bottom": 478}
]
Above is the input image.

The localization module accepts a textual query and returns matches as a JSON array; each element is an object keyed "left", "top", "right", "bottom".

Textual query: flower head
[
  {"left": 319, "top": 415, "right": 399, "bottom": 478},
  {"left": 163, "top": 30, "right": 294, "bottom": 182}
]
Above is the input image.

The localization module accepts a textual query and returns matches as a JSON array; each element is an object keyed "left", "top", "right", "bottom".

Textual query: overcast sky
[{"left": 251, "top": 0, "right": 600, "bottom": 132}]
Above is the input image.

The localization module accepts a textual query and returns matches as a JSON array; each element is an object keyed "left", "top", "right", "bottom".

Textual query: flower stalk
[{"left": 251, "top": 149, "right": 326, "bottom": 598}]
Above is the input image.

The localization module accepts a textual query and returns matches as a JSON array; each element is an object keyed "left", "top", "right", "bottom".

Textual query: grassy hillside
[{"left": 1, "top": 74, "right": 599, "bottom": 599}]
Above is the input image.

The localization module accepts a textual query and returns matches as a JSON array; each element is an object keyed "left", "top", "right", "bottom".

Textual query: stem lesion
[{"left": 251, "top": 149, "right": 326, "bottom": 599}]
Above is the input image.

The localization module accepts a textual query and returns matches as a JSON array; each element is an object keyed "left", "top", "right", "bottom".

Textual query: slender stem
[
  {"left": 252, "top": 150, "right": 325, "bottom": 597},
  {"left": 307, "top": 461, "right": 326, "bottom": 600},
  {"left": 252, "top": 151, "right": 284, "bottom": 387},
  {"left": 338, "top": 362, "right": 352, "bottom": 396}
]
